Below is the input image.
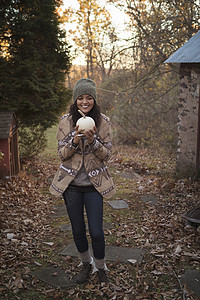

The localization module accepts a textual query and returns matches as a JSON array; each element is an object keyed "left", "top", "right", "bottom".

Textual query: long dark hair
[{"left": 69, "top": 100, "right": 101, "bottom": 128}]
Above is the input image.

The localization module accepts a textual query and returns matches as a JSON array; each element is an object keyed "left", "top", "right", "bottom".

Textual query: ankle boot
[
  {"left": 73, "top": 262, "right": 91, "bottom": 284},
  {"left": 97, "top": 269, "right": 109, "bottom": 283}
]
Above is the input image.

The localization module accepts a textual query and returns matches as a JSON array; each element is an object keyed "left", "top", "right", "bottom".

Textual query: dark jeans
[{"left": 63, "top": 185, "right": 105, "bottom": 260}]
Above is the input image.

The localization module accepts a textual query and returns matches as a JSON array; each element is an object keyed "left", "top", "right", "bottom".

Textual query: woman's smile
[{"left": 77, "top": 94, "right": 94, "bottom": 114}]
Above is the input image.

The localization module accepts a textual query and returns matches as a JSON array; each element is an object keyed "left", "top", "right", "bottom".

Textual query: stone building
[{"left": 165, "top": 31, "right": 200, "bottom": 178}]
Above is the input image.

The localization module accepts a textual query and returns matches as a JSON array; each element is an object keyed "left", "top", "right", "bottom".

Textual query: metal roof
[
  {"left": 164, "top": 31, "right": 200, "bottom": 63},
  {"left": 0, "top": 111, "right": 16, "bottom": 139}
]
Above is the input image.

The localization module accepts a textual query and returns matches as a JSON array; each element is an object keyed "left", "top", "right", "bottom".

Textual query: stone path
[
  {"left": 107, "top": 199, "right": 129, "bottom": 209},
  {"left": 34, "top": 188, "right": 200, "bottom": 298},
  {"left": 31, "top": 242, "right": 145, "bottom": 288},
  {"left": 60, "top": 221, "right": 112, "bottom": 232},
  {"left": 31, "top": 267, "right": 76, "bottom": 289},
  {"left": 49, "top": 194, "right": 158, "bottom": 219},
  {"left": 181, "top": 269, "right": 200, "bottom": 299},
  {"left": 49, "top": 203, "right": 67, "bottom": 218},
  {"left": 33, "top": 193, "right": 144, "bottom": 288},
  {"left": 140, "top": 194, "right": 158, "bottom": 206},
  {"left": 50, "top": 199, "right": 130, "bottom": 218},
  {"left": 118, "top": 171, "right": 143, "bottom": 180},
  {"left": 61, "top": 242, "right": 145, "bottom": 264}
]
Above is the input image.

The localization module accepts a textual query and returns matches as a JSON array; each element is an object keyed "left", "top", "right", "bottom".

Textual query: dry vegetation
[{"left": 0, "top": 145, "right": 200, "bottom": 299}]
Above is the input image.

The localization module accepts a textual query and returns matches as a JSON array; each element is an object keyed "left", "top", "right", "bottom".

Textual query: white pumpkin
[{"left": 76, "top": 116, "right": 95, "bottom": 132}]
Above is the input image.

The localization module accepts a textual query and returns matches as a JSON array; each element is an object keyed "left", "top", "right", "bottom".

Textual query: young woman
[{"left": 50, "top": 78, "right": 115, "bottom": 284}]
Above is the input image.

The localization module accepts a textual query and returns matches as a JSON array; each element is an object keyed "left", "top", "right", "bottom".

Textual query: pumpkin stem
[{"left": 78, "top": 109, "right": 86, "bottom": 118}]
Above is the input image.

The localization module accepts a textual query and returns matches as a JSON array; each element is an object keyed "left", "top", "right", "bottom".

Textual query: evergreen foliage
[{"left": 0, "top": 0, "right": 71, "bottom": 157}]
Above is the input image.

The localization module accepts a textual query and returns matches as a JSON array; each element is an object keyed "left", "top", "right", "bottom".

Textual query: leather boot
[
  {"left": 97, "top": 269, "right": 109, "bottom": 283},
  {"left": 73, "top": 262, "right": 91, "bottom": 284}
]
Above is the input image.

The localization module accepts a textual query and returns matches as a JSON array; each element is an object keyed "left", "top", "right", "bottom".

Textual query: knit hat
[{"left": 73, "top": 78, "right": 97, "bottom": 102}]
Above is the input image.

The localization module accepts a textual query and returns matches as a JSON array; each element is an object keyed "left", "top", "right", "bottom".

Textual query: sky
[
  {"left": 61, "top": 0, "right": 131, "bottom": 64},
  {"left": 62, "top": 0, "right": 128, "bottom": 29}
]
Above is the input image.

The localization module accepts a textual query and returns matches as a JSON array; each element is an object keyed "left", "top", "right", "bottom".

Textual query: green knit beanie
[{"left": 73, "top": 78, "right": 97, "bottom": 102}]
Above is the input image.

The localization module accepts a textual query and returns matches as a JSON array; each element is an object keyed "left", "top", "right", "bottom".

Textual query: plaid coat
[{"left": 49, "top": 113, "right": 116, "bottom": 199}]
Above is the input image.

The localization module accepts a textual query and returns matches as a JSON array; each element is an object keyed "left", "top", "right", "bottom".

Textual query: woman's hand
[
  {"left": 73, "top": 125, "right": 85, "bottom": 145},
  {"left": 85, "top": 126, "right": 96, "bottom": 144}
]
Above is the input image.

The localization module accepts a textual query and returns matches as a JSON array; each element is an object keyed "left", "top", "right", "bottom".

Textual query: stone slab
[
  {"left": 61, "top": 243, "right": 145, "bottom": 264},
  {"left": 119, "top": 172, "right": 143, "bottom": 180},
  {"left": 181, "top": 269, "right": 200, "bottom": 299},
  {"left": 119, "top": 172, "right": 135, "bottom": 179},
  {"left": 49, "top": 203, "right": 67, "bottom": 218},
  {"left": 60, "top": 221, "right": 113, "bottom": 232},
  {"left": 107, "top": 200, "right": 129, "bottom": 209},
  {"left": 140, "top": 194, "right": 158, "bottom": 205},
  {"left": 31, "top": 267, "right": 76, "bottom": 289}
]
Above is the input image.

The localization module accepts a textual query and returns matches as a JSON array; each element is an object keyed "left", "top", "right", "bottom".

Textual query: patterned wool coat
[{"left": 49, "top": 113, "right": 116, "bottom": 199}]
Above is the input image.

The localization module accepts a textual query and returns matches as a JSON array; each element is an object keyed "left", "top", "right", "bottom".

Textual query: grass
[{"left": 40, "top": 125, "right": 58, "bottom": 159}]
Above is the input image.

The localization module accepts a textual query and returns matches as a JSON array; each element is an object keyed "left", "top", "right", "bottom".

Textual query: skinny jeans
[{"left": 63, "top": 185, "right": 105, "bottom": 260}]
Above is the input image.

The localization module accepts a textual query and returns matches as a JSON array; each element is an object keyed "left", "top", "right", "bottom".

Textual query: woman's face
[{"left": 76, "top": 94, "right": 94, "bottom": 115}]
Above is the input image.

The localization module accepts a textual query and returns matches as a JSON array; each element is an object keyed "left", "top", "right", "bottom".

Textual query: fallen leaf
[
  {"left": 43, "top": 242, "right": 54, "bottom": 246},
  {"left": 127, "top": 259, "right": 137, "bottom": 264},
  {"left": 151, "top": 270, "right": 163, "bottom": 275},
  {"left": 174, "top": 245, "right": 182, "bottom": 255}
]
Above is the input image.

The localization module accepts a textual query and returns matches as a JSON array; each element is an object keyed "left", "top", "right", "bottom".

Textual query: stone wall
[{"left": 177, "top": 63, "right": 200, "bottom": 178}]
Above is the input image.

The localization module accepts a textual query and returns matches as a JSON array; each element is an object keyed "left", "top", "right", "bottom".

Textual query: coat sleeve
[
  {"left": 56, "top": 116, "right": 79, "bottom": 161},
  {"left": 88, "top": 116, "right": 112, "bottom": 161}
]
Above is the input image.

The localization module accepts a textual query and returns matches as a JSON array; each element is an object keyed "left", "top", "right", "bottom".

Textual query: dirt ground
[{"left": 0, "top": 145, "right": 200, "bottom": 299}]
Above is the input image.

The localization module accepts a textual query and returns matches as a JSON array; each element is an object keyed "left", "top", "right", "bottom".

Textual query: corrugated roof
[
  {"left": 164, "top": 31, "right": 200, "bottom": 63},
  {"left": 0, "top": 111, "right": 15, "bottom": 139}
]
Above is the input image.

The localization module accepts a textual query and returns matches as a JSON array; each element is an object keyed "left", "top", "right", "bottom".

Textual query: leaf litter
[{"left": 0, "top": 146, "right": 200, "bottom": 299}]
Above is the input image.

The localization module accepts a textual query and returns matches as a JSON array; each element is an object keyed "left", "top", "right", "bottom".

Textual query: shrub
[{"left": 18, "top": 125, "right": 47, "bottom": 159}]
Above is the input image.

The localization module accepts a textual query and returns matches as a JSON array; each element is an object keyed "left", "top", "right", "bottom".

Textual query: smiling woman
[{"left": 49, "top": 77, "right": 116, "bottom": 284}]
